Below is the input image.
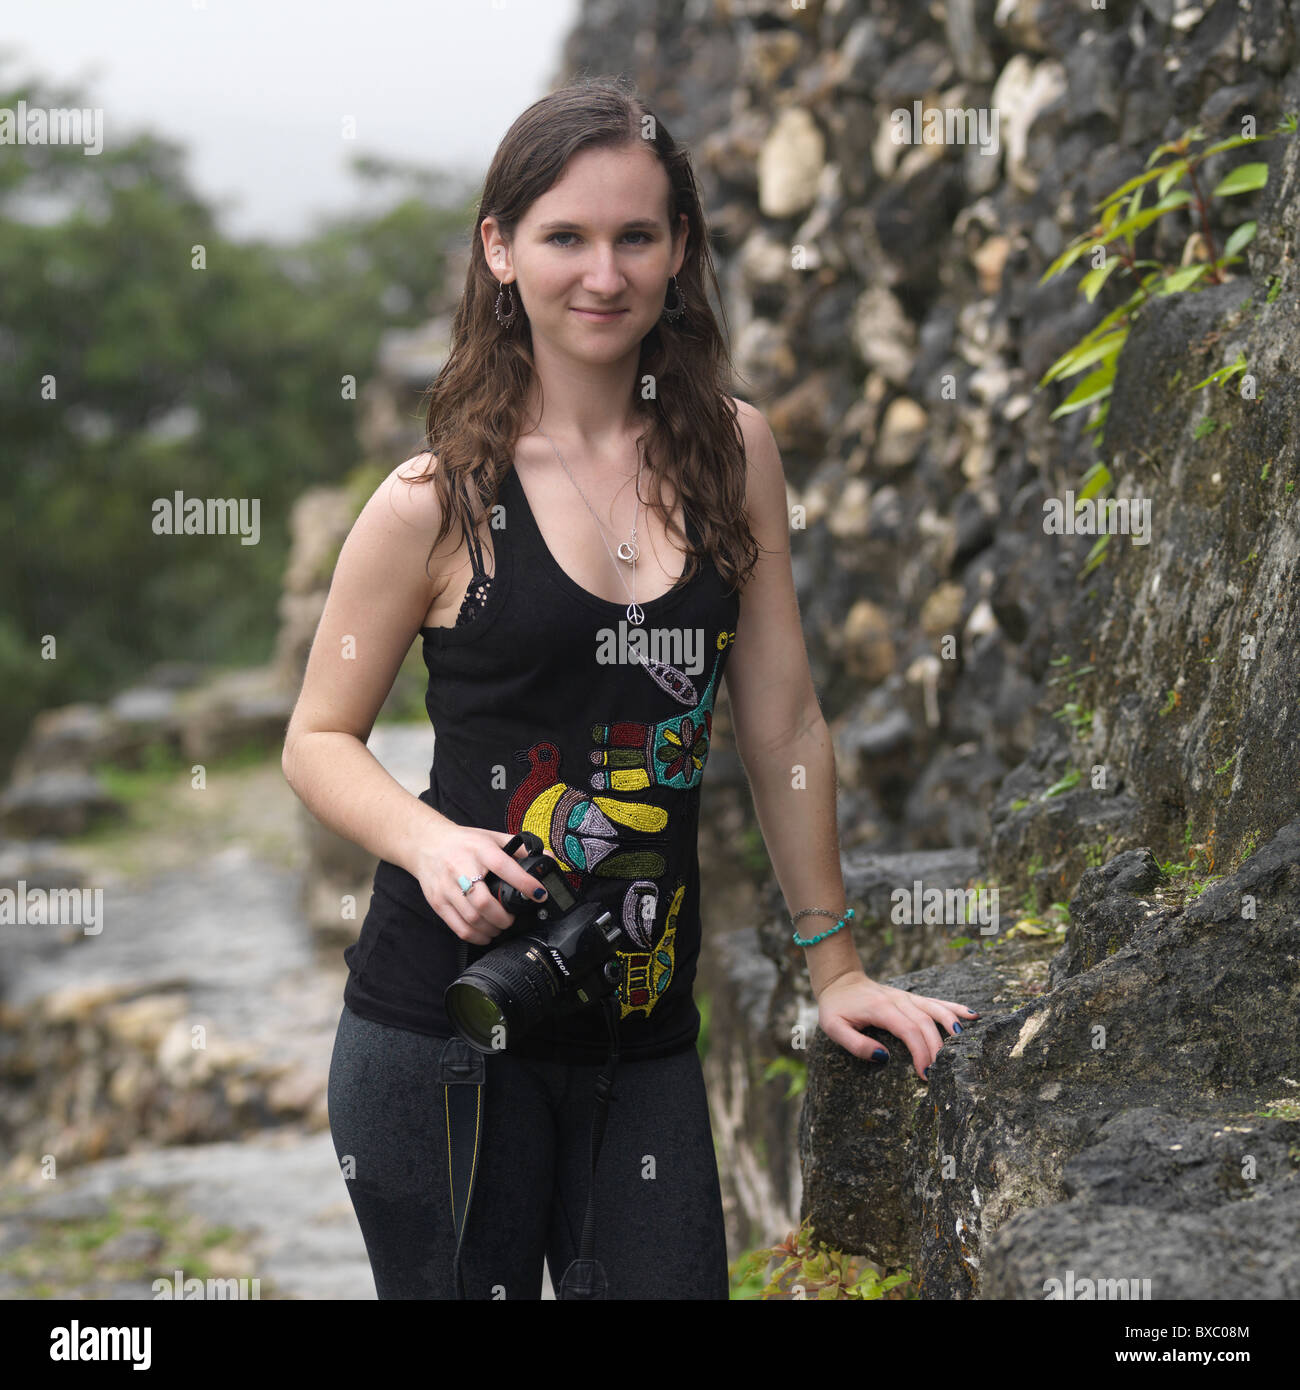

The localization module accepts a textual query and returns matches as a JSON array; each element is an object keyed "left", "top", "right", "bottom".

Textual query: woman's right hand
[{"left": 412, "top": 826, "right": 549, "bottom": 947}]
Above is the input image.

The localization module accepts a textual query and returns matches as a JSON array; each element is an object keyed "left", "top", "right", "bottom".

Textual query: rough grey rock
[
  {"left": 801, "top": 816, "right": 1300, "bottom": 1297},
  {"left": 0, "top": 772, "right": 124, "bottom": 838}
]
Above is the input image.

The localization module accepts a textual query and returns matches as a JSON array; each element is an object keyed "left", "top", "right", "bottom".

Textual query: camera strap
[
  {"left": 442, "top": 937, "right": 623, "bottom": 1300},
  {"left": 557, "top": 994, "right": 621, "bottom": 1301},
  {"left": 441, "top": 938, "right": 486, "bottom": 1300}
]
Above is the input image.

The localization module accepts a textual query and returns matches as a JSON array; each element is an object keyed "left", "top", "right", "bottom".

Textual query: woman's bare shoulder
[{"left": 387, "top": 451, "right": 441, "bottom": 524}]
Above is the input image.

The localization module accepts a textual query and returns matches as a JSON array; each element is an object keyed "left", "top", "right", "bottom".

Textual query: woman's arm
[
  {"left": 723, "top": 402, "right": 979, "bottom": 1078},
  {"left": 739, "top": 717, "right": 861, "bottom": 999},
  {"left": 722, "top": 401, "right": 859, "bottom": 994},
  {"left": 280, "top": 455, "right": 453, "bottom": 875}
]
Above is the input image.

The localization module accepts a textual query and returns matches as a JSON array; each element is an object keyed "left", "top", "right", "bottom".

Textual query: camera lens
[
  {"left": 445, "top": 939, "right": 562, "bottom": 1051},
  {"left": 445, "top": 983, "right": 507, "bottom": 1050}
]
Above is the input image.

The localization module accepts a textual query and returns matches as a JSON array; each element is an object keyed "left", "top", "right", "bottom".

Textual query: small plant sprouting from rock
[
  {"left": 1054, "top": 701, "right": 1094, "bottom": 737},
  {"left": 1041, "top": 767, "right": 1082, "bottom": 798},
  {"left": 731, "top": 1214, "right": 916, "bottom": 1300},
  {"left": 1046, "top": 653, "right": 1097, "bottom": 728},
  {"left": 1156, "top": 836, "right": 1223, "bottom": 903}
]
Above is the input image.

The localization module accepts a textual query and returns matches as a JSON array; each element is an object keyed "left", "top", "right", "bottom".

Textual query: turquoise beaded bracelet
[{"left": 791, "top": 906, "right": 855, "bottom": 946}]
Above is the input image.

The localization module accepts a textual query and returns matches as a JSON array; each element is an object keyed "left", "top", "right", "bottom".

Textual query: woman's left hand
[{"left": 816, "top": 970, "right": 979, "bottom": 1081}]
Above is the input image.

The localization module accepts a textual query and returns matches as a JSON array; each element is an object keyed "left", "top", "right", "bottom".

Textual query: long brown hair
[{"left": 412, "top": 74, "right": 759, "bottom": 596}]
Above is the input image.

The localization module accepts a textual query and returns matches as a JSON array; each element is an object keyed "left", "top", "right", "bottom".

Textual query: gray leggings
[{"left": 327, "top": 1003, "right": 731, "bottom": 1299}]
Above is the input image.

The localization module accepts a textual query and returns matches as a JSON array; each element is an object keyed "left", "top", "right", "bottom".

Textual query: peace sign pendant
[{"left": 626, "top": 602, "right": 645, "bottom": 626}]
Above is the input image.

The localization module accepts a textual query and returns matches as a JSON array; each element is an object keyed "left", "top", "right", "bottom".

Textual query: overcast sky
[{"left": 2, "top": 0, "right": 582, "bottom": 242}]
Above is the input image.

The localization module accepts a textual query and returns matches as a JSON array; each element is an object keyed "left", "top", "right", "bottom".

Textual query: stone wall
[{"left": 560, "top": 0, "right": 1300, "bottom": 1294}]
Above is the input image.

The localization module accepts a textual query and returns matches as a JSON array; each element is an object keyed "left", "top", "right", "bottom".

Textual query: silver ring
[{"left": 457, "top": 873, "right": 485, "bottom": 896}]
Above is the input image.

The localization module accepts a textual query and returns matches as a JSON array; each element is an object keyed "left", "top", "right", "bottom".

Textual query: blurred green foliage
[{"left": 0, "top": 61, "right": 476, "bottom": 775}]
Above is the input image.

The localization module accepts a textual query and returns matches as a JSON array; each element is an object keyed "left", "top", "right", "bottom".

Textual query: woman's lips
[{"left": 571, "top": 308, "right": 627, "bottom": 321}]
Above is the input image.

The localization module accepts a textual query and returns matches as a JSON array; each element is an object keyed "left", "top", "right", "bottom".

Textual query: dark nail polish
[
  {"left": 924, "top": 1066, "right": 932, "bottom": 1079},
  {"left": 533, "top": 888, "right": 547, "bottom": 899},
  {"left": 953, "top": 1022, "right": 963, "bottom": 1034},
  {"left": 872, "top": 1048, "right": 888, "bottom": 1063}
]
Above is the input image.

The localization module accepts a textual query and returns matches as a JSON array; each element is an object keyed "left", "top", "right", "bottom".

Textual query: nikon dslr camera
[{"left": 444, "top": 832, "right": 622, "bottom": 1052}]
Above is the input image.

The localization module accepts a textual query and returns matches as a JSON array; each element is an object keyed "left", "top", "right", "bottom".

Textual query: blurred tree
[{"left": 0, "top": 60, "right": 476, "bottom": 777}]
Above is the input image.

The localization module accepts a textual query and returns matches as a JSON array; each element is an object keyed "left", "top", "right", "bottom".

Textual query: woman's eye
[{"left": 547, "top": 232, "right": 651, "bottom": 246}]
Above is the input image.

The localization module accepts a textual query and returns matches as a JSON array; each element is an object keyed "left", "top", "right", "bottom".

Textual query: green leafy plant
[
  {"left": 1041, "top": 767, "right": 1082, "bottom": 798},
  {"left": 1045, "top": 653, "right": 1097, "bottom": 696},
  {"left": 1038, "top": 116, "right": 1296, "bottom": 423},
  {"left": 1083, "top": 838, "right": 1112, "bottom": 868},
  {"left": 762, "top": 1055, "right": 808, "bottom": 1100},
  {"left": 731, "top": 1215, "right": 916, "bottom": 1300},
  {"left": 1053, "top": 701, "right": 1094, "bottom": 737},
  {"left": 1035, "top": 114, "right": 1296, "bottom": 572},
  {"left": 1234, "top": 828, "right": 1260, "bottom": 869},
  {"left": 1156, "top": 838, "right": 1223, "bottom": 900},
  {"left": 1256, "top": 1100, "right": 1300, "bottom": 1120},
  {"left": 1191, "top": 348, "right": 1248, "bottom": 391},
  {"left": 1020, "top": 853, "right": 1044, "bottom": 915}
]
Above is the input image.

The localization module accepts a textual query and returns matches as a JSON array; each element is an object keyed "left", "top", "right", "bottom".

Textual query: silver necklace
[{"left": 536, "top": 429, "right": 646, "bottom": 626}]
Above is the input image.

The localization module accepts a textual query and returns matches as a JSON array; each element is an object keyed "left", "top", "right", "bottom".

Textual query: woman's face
[{"left": 482, "top": 143, "right": 688, "bottom": 362}]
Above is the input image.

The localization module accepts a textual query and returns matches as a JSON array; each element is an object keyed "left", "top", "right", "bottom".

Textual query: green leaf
[
  {"left": 1079, "top": 257, "right": 1121, "bottom": 302},
  {"left": 1040, "top": 330, "right": 1126, "bottom": 385},
  {"left": 1077, "top": 460, "right": 1112, "bottom": 502},
  {"left": 1105, "top": 190, "right": 1192, "bottom": 243},
  {"left": 1199, "top": 134, "right": 1260, "bottom": 156},
  {"left": 1049, "top": 360, "right": 1116, "bottom": 420},
  {"left": 1037, "top": 235, "right": 1095, "bottom": 284},
  {"left": 1077, "top": 289, "right": 1148, "bottom": 344},
  {"left": 1211, "top": 162, "right": 1269, "bottom": 197},
  {"left": 1036, "top": 288, "right": 1149, "bottom": 390},
  {"left": 1223, "top": 220, "right": 1257, "bottom": 258},
  {"left": 1189, "top": 350, "right": 1248, "bottom": 391},
  {"left": 1093, "top": 163, "right": 1184, "bottom": 214},
  {"left": 1080, "top": 533, "right": 1110, "bottom": 578},
  {"left": 1042, "top": 768, "right": 1082, "bottom": 799},
  {"left": 1156, "top": 159, "right": 1189, "bottom": 198},
  {"left": 1143, "top": 127, "right": 1202, "bottom": 168},
  {"left": 1156, "top": 263, "right": 1211, "bottom": 295}
]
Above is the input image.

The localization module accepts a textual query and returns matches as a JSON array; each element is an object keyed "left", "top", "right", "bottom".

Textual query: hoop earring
[
  {"left": 661, "top": 274, "right": 685, "bottom": 323},
  {"left": 494, "top": 279, "right": 517, "bottom": 328}
]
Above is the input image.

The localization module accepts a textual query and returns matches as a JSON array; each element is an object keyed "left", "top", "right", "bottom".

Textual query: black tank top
[{"left": 342, "top": 463, "right": 741, "bottom": 1063}]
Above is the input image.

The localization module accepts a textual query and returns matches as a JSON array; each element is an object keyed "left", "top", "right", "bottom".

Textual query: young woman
[{"left": 283, "top": 76, "right": 979, "bottom": 1301}]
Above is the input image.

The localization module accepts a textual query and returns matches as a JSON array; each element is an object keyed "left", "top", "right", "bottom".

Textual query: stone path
[{"left": 1, "top": 724, "right": 559, "bottom": 1298}]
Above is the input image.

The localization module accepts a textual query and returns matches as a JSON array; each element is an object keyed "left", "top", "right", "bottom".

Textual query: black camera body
[{"left": 444, "top": 832, "right": 623, "bottom": 1053}]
